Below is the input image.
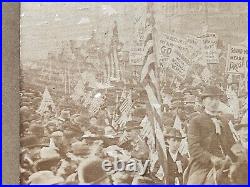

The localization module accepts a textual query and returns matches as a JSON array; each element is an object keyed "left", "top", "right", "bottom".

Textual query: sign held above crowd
[{"left": 226, "top": 44, "right": 248, "bottom": 74}]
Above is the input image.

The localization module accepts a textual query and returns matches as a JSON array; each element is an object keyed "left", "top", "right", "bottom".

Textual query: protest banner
[
  {"left": 226, "top": 44, "right": 248, "bottom": 74},
  {"left": 198, "top": 33, "right": 219, "bottom": 64},
  {"left": 129, "top": 7, "right": 147, "bottom": 66},
  {"left": 168, "top": 46, "right": 190, "bottom": 79},
  {"left": 156, "top": 33, "right": 189, "bottom": 70},
  {"left": 185, "top": 35, "right": 203, "bottom": 65}
]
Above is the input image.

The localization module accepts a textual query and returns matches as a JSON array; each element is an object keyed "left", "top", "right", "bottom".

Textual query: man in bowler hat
[
  {"left": 184, "top": 86, "right": 236, "bottom": 184},
  {"left": 164, "top": 127, "right": 188, "bottom": 184}
]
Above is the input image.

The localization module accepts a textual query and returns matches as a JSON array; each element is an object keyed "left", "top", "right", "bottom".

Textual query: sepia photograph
[{"left": 18, "top": 2, "right": 248, "bottom": 184}]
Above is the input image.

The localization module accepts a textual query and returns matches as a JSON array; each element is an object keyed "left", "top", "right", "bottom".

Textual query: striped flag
[
  {"left": 71, "top": 78, "right": 86, "bottom": 102},
  {"left": 119, "top": 90, "right": 133, "bottom": 114},
  {"left": 116, "top": 90, "right": 133, "bottom": 127},
  {"left": 118, "top": 130, "right": 130, "bottom": 146},
  {"left": 89, "top": 94, "right": 105, "bottom": 117},
  {"left": 140, "top": 3, "right": 168, "bottom": 183},
  {"left": 105, "top": 21, "right": 121, "bottom": 82},
  {"left": 37, "top": 87, "right": 56, "bottom": 115}
]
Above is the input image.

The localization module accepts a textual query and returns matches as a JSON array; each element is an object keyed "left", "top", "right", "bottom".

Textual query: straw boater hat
[
  {"left": 51, "top": 131, "right": 63, "bottom": 139},
  {"left": 28, "top": 171, "right": 64, "bottom": 184}
]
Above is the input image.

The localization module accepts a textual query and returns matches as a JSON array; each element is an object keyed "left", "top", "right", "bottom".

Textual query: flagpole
[{"left": 144, "top": 3, "right": 169, "bottom": 184}]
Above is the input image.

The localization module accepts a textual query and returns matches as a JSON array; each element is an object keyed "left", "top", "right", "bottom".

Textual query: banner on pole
[
  {"left": 185, "top": 35, "right": 203, "bottom": 64},
  {"left": 129, "top": 7, "right": 147, "bottom": 66},
  {"left": 156, "top": 33, "right": 189, "bottom": 69},
  {"left": 169, "top": 47, "right": 190, "bottom": 79},
  {"left": 198, "top": 33, "right": 219, "bottom": 64},
  {"left": 226, "top": 44, "right": 248, "bottom": 74}
]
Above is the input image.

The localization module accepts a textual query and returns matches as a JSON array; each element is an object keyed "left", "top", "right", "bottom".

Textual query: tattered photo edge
[{"left": 2, "top": 2, "right": 20, "bottom": 184}]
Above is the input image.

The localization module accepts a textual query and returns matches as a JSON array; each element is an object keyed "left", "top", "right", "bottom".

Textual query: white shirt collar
[{"left": 169, "top": 150, "right": 178, "bottom": 162}]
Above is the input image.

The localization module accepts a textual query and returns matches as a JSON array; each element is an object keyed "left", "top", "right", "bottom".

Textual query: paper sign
[
  {"left": 226, "top": 44, "right": 248, "bottom": 74},
  {"left": 169, "top": 47, "right": 190, "bottom": 79},
  {"left": 129, "top": 7, "right": 147, "bottom": 66},
  {"left": 198, "top": 33, "right": 219, "bottom": 64},
  {"left": 156, "top": 33, "right": 189, "bottom": 69}
]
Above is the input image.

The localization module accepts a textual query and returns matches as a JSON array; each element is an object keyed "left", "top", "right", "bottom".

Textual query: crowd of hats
[{"left": 19, "top": 76, "right": 248, "bottom": 184}]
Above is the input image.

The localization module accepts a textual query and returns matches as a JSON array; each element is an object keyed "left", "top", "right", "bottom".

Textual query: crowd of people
[{"left": 19, "top": 72, "right": 248, "bottom": 184}]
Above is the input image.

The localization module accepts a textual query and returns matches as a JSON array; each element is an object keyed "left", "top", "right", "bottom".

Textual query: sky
[
  {"left": 20, "top": 3, "right": 146, "bottom": 61},
  {"left": 20, "top": 3, "right": 247, "bottom": 62}
]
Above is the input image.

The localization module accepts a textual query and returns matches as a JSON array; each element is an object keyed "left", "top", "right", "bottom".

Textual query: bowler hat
[
  {"left": 58, "top": 110, "right": 71, "bottom": 121},
  {"left": 28, "top": 171, "right": 64, "bottom": 184},
  {"left": 70, "top": 114, "right": 89, "bottom": 125},
  {"left": 34, "top": 156, "right": 61, "bottom": 172},
  {"left": 20, "top": 135, "right": 48, "bottom": 149},
  {"left": 71, "top": 141, "right": 90, "bottom": 156},
  {"left": 201, "top": 86, "right": 223, "bottom": 100},
  {"left": 29, "top": 124, "right": 44, "bottom": 136},
  {"left": 164, "top": 127, "right": 185, "bottom": 139},
  {"left": 78, "top": 157, "right": 109, "bottom": 184},
  {"left": 29, "top": 113, "right": 41, "bottom": 122}
]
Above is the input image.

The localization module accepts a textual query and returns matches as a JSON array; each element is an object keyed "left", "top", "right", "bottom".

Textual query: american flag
[
  {"left": 89, "top": 94, "right": 105, "bottom": 117},
  {"left": 119, "top": 90, "right": 133, "bottom": 115},
  {"left": 116, "top": 90, "right": 133, "bottom": 127},
  {"left": 103, "top": 21, "right": 121, "bottom": 81},
  {"left": 140, "top": 3, "right": 168, "bottom": 183}
]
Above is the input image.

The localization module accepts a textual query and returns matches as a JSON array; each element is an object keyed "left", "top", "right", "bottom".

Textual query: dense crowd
[{"left": 19, "top": 75, "right": 248, "bottom": 184}]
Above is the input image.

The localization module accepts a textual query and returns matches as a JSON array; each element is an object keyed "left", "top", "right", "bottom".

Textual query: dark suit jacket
[
  {"left": 185, "top": 112, "right": 235, "bottom": 182},
  {"left": 166, "top": 149, "right": 189, "bottom": 184}
]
